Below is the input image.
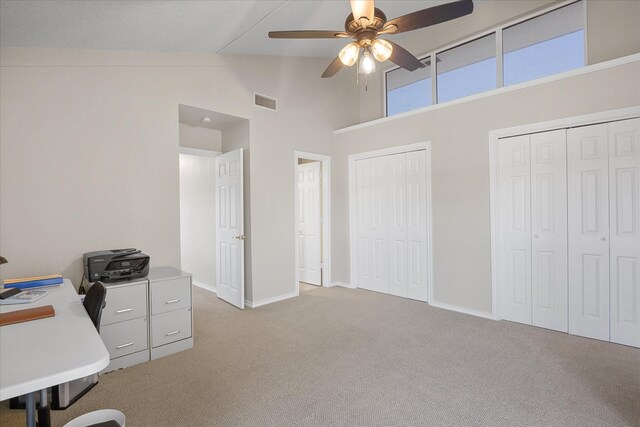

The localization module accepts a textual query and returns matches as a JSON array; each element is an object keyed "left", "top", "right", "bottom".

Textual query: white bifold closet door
[
  {"left": 498, "top": 129, "right": 568, "bottom": 332},
  {"left": 568, "top": 119, "right": 639, "bottom": 346},
  {"left": 355, "top": 151, "right": 428, "bottom": 302},
  {"left": 608, "top": 119, "right": 640, "bottom": 347}
]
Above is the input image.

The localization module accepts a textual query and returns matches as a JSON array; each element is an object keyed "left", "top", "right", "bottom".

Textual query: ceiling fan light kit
[{"left": 268, "top": 0, "right": 474, "bottom": 79}]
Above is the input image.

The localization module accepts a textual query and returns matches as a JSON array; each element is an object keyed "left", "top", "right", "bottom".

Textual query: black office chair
[{"left": 83, "top": 281, "right": 107, "bottom": 332}]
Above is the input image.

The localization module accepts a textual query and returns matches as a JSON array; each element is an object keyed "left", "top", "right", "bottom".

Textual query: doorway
[
  {"left": 179, "top": 147, "right": 220, "bottom": 293},
  {"left": 178, "top": 104, "right": 251, "bottom": 309},
  {"left": 294, "top": 152, "right": 331, "bottom": 295}
]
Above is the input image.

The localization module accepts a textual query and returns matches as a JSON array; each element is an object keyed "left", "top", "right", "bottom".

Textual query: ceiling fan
[{"left": 268, "top": 0, "right": 474, "bottom": 78}]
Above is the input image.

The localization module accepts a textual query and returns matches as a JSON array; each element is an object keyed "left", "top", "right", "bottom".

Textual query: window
[
  {"left": 386, "top": 62, "right": 431, "bottom": 116},
  {"left": 437, "top": 33, "right": 496, "bottom": 103},
  {"left": 384, "top": 1, "right": 585, "bottom": 117},
  {"left": 503, "top": 1, "right": 584, "bottom": 86}
]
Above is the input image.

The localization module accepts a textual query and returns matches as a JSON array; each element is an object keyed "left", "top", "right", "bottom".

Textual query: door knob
[
  {"left": 600, "top": 236, "right": 606, "bottom": 241},
  {"left": 233, "top": 235, "right": 247, "bottom": 240}
]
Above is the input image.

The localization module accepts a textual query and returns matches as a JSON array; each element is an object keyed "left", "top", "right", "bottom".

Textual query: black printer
[{"left": 83, "top": 248, "right": 150, "bottom": 283}]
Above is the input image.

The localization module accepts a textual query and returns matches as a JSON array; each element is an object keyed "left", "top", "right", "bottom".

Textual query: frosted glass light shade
[
  {"left": 371, "top": 39, "right": 393, "bottom": 62},
  {"left": 359, "top": 48, "right": 376, "bottom": 74},
  {"left": 339, "top": 42, "right": 360, "bottom": 66}
]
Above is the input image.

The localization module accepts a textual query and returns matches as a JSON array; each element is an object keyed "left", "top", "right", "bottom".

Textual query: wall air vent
[{"left": 254, "top": 92, "right": 277, "bottom": 111}]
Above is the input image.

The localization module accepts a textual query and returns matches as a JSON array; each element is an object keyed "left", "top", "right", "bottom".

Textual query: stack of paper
[{"left": 3, "top": 274, "right": 63, "bottom": 289}]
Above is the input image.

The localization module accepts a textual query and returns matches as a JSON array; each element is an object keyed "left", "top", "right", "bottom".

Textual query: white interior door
[
  {"left": 530, "top": 130, "right": 568, "bottom": 332},
  {"left": 498, "top": 135, "right": 532, "bottom": 325},
  {"left": 355, "top": 150, "right": 428, "bottom": 301},
  {"left": 355, "top": 156, "right": 389, "bottom": 294},
  {"left": 608, "top": 118, "right": 640, "bottom": 347},
  {"left": 405, "top": 151, "right": 428, "bottom": 302},
  {"left": 215, "top": 149, "right": 245, "bottom": 309},
  {"left": 568, "top": 124, "right": 609, "bottom": 341},
  {"left": 388, "top": 153, "right": 408, "bottom": 298},
  {"left": 298, "top": 162, "right": 322, "bottom": 285}
]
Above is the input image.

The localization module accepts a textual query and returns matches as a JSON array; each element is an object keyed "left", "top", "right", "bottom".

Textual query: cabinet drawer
[
  {"left": 101, "top": 282, "right": 148, "bottom": 326},
  {"left": 101, "top": 317, "right": 148, "bottom": 359},
  {"left": 152, "top": 308, "right": 192, "bottom": 347},
  {"left": 150, "top": 277, "right": 190, "bottom": 315}
]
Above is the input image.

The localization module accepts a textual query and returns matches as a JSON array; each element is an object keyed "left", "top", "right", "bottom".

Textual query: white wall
[
  {"left": 333, "top": 60, "right": 640, "bottom": 314},
  {"left": 179, "top": 124, "right": 221, "bottom": 151},
  {"left": 179, "top": 153, "right": 216, "bottom": 289},
  {"left": 0, "top": 48, "right": 359, "bottom": 296}
]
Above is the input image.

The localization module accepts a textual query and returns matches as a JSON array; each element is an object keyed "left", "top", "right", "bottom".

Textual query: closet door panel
[
  {"left": 388, "top": 153, "right": 408, "bottom": 298},
  {"left": 568, "top": 124, "right": 610, "bottom": 341},
  {"left": 405, "top": 151, "right": 428, "bottom": 302},
  {"left": 498, "top": 135, "right": 532, "bottom": 324},
  {"left": 609, "top": 118, "right": 640, "bottom": 347},
  {"left": 531, "top": 130, "right": 568, "bottom": 332},
  {"left": 356, "top": 157, "right": 389, "bottom": 294}
]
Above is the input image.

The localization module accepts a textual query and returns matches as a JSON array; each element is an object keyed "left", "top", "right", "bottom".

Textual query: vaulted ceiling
[{"left": 0, "top": 0, "right": 463, "bottom": 58}]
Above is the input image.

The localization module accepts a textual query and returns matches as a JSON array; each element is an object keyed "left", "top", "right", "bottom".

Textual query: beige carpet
[{"left": 1, "top": 286, "right": 639, "bottom": 427}]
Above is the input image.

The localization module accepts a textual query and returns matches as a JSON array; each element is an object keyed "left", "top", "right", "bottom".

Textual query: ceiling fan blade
[
  {"left": 268, "top": 30, "right": 350, "bottom": 39},
  {"left": 384, "top": 0, "right": 473, "bottom": 34},
  {"left": 350, "top": 0, "right": 375, "bottom": 26},
  {"left": 321, "top": 56, "right": 346, "bottom": 78},
  {"left": 386, "top": 40, "right": 425, "bottom": 72}
]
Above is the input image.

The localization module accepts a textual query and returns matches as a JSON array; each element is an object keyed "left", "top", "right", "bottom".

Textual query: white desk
[{"left": 0, "top": 279, "right": 110, "bottom": 427}]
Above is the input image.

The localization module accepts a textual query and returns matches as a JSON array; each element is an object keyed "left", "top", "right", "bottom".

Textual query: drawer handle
[
  {"left": 115, "top": 308, "right": 133, "bottom": 314},
  {"left": 165, "top": 330, "right": 181, "bottom": 336},
  {"left": 116, "top": 342, "right": 134, "bottom": 349},
  {"left": 165, "top": 299, "right": 180, "bottom": 304}
]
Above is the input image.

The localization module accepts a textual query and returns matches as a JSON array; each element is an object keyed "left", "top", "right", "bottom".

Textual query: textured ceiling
[{"left": 0, "top": 0, "right": 456, "bottom": 58}]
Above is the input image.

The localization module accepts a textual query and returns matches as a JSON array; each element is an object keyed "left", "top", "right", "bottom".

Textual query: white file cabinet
[
  {"left": 98, "top": 278, "right": 150, "bottom": 373},
  {"left": 148, "top": 267, "right": 193, "bottom": 360}
]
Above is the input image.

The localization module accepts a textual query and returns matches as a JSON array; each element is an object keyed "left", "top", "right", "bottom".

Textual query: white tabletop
[{"left": 0, "top": 279, "right": 110, "bottom": 401}]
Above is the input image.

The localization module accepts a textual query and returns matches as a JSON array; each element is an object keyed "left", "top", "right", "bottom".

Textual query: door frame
[
  {"left": 348, "top": 141, "right": 434, "bottom": 302},
  {"left": 294, "top": 151, "right": 332, "bottom": 295},
  {"left": 489, "top": 106, "right": 640, "bottom": 320}
]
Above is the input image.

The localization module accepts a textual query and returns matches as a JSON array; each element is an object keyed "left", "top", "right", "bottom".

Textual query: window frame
[{"left": 384, "top": 0, "right": 586, "bottom": 117}]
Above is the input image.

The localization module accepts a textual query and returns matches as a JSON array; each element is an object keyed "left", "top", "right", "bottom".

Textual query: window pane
[
  {"left": 504, "top": 1, "right": 584, "bottom": 86},
  {"left": 436, "top": 33, "right": 496, "bottom": 103},
  {"left": 386, "top": 63, "right": 431, "bottom": 116}
]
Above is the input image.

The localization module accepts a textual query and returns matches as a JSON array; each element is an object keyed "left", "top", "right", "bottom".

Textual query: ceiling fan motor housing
[{"left": 345, "top": 7, "right": 387, "bottom": 47}]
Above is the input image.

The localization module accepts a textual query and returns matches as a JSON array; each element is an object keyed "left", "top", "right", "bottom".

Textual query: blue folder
[{"left": 4, "top": 277, "right": 64, "bottom": 289}]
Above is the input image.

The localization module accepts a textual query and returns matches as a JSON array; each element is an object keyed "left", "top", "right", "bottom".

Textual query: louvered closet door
[
  {"left": 355, "top": 156, "right": 389, "bottom": 294},
  {"left": 530, "top": 130, "right": 568, "bottom": 332},
  {"left": 498, "top": 135, "right": 532, "bottom": 325},
  {"left": 568, "top": 124, "right": 610, "bottom": 341},
  {"left": 608, "top": 118, "right": 640, "bottom": 347}
]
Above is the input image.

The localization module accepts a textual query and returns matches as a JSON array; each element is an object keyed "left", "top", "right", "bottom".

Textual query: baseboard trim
[
  {"left": 192, "top": 281, "right": 216, "bottom": 294},
  {"left": 332, "top": 282, "right": 356, "bottom": 289},
  {"left": 245, "top": 290, "right": 298, "bottom": 308},
  {"left": 429, "top": 300, "right": 494, "bottom": 320}
]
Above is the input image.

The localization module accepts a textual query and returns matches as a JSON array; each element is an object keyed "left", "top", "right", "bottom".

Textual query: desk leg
[
  {"left": 24, "top": 392, "right": 35, "bottom": 427},
  {"left": 37, "top": 388, "right": 51, "bottom": 427}
]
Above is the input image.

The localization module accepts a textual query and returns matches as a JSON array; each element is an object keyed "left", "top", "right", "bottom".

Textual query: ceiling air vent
[{"left": 254, "top": 92, "right": 277, "bottom": 111}]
